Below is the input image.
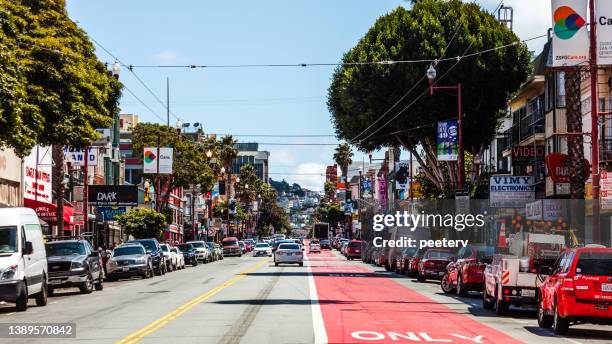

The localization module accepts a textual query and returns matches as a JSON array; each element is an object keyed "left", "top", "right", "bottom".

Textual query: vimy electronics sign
[
  {"left": 88, "top": 185, "right": 138, "bottom": 206},
  {"left": 490, "top": 176, "right": 535, "bottom": 208}
]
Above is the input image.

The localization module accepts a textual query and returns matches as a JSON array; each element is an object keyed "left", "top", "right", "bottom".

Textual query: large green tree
[
  {"left": 117, "top": 208, "right": 166, "bottom": 240},
  {"left": 0, "top": 0, "right": 121, "bottom": 157},
  {"left": 328, "top": 1, "right": 530, "bottom": 195}
]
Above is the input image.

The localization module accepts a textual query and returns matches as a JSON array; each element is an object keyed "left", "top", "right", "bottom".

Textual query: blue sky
[{"left": 66, "top": 1, "right": 548, "bottom": 190}]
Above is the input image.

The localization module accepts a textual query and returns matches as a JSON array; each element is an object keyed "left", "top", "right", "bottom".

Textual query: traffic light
[{"left": 345, "top": 190, "right": 353, "bottom": 205}]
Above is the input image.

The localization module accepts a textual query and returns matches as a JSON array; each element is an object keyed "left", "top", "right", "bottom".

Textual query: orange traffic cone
[{"left": 498, "top": 221, "right": 507, "bottom": 248}]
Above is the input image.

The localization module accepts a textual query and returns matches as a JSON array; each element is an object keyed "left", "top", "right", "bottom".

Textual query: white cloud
[
  {"left": 269, "top": 149, "right": 297, "bottom": 167},
  {"left": 153, "top": 50, "right": 180, "bottom": 64}
]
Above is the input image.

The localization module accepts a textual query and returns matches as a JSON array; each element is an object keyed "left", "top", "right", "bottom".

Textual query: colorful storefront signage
[
  {"left": 490, "top": 176, "right": 535, "bottom": 208},
  {"left": 551, "top": 0, "right": 589, "bottom": 67}
]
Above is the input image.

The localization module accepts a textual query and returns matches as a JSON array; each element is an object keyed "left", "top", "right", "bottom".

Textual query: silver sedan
[{"left": 274, "top": 243, "right": 304, "bottom": 266}]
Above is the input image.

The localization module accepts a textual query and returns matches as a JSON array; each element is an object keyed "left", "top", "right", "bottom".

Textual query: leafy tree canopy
[
  {"left": 328, "top": 1, "right": 530, "bottom": 192},
  {"left": 117, "top": 208, "right": 166, "bottom": 240},
  {"left": 0, "top": 0, "right": 121, "bottom": 157}
]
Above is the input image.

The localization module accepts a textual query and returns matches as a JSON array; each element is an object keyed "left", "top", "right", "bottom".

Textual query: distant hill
[{"left": 269, "top": 178, "right": 305, "bottom": 197}]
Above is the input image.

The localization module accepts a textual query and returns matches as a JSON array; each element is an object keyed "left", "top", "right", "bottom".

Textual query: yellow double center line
[{"left": 116, "top": 259, "right": 270, "bottom": 344}]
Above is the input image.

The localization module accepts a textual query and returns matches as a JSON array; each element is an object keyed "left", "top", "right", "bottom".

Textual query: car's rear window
[
  {"left": 576, "top": 251, "right": 612, "bottom": 275},
  {"left": 348, "top": 242, "right": 361, "bottom": 248},
  {"left": 278, "top": 244, "right": 300, "bottom": 250},
  {"left": 425, "top": 250, "right": 454, "bottom": 259}
]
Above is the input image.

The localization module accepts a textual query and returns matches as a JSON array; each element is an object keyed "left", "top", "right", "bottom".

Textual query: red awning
[{"left": 24, "top": 198, "right": 77, "bottom": 227}]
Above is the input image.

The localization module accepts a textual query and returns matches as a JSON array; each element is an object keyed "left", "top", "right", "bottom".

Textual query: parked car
[
  {"left": 345, "top": 240, "right": 363, "bottom": 260},
  {"left": 127, "top": 239, "right": 167, "bottom": 275},
  {"left": 177, "top": 243, "right": 198, "bottom": 266},
  {"left": 338, "top": 239, "right": 350, "bottom": 252},
  {"left": 244, "top": 239, "right": 254, "bottom": 252},
  {"left": 274, "top": 243, "right": 303, "bottom": 266},
  {"left": 185, "top": 240, "right": 212, "bottom": 263},
  {"left": 375, "top": 247, "right": 390, "bottom": 267},
  {"left": 417, "top": 249, "right": 455, "bottom": 282},
  {"left": 320, "top": 239, "right": 331, "bottom": 250},
  {"left": 106, "top": 243, "right": 153, "bottom": 281},
  {"left": 340, "top": 241, "right": 350, "bottom": 256},
  {"left": 407, "top": 248, "right": 426, "bottom": 276},
  {"left": 205, "top": 242, "right": 218, "bottom": 261},
  {"left": 170, "top": 246, "right": 185, "bottom": 269},
  {"left": 397, "top": 247, "right": 418, "bottom": 274},
  {"left": 0, "top": 208, "right": 48, "bottom": 311},
  {"left": 253, "top": 243, "right": 272, "bottom": 257},
  {"left": 159, "top": 243, "right": 176, "bottom": 271},
  {"left": 538, "top": 246, "right": 612, "bottom": 335},
  {"left": 443, "top": 244, "right": 494, "bottom": 296},
  {"left": 309, "top": 241, "right": 321, "bottom": 254},
  {"left": 387, "top": 245, "right": 403, "bottom": 272},
  {"left": 222, "top": 237, "right": 242, "bottom": 257},
  {"left": 238, "top": 241, "right": 246, "bottom": 254},
  {"left": 45, "top": 239, "right": 104, "bottom": 295},
  {"left": 214, "top": 243, "right": 224, "bottom": 260}
]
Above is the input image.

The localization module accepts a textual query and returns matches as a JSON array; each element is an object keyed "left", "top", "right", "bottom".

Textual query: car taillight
[
  {"left": 296, "top": 251, "right": 303, "bottom": 255},
  {"left": 561, "top": 278, "right": 575, "bottom": 295}
]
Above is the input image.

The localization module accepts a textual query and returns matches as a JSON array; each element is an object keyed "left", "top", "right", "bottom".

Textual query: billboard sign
[
  {"left": 597, "top": 0, "right": 612, "bottom": 64},
  {"left": 551, "top": 0, "right": 589, "bottom": 67},
  {"left": 88, "top": 185, "right": 138, "bottom": 206},
  {"left": 437, "top": 120, "right": 458, "bottom": 161},
  {"left": 64, "top": 147, "right": 97, "bottom": 166},
  {"left": 143, "top": 147, "right": 173, "bottom": 174},
  {"left": 490, "top": 176, "right": 535, "bottom": 208},
  {"left": 23, "top": 146, "right": 52, "bottom": 204}
]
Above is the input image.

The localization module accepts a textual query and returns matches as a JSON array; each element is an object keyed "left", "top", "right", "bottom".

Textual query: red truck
[
  {"left": 442, "top": 244, "right": 495, "bottom": 296},
  {"left": 538, "top": 246, "right": 612, "bottom": 335}
]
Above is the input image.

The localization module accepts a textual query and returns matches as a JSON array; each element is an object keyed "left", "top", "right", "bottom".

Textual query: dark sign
[
  {"left": 512, "top": 146, "right": 544, "bottom": 164},
  {"left": 546, "top": 153, "right": 590, "bottom": 183},
  {"left": 88, "top": 185, "right": 138, "bottom": 206},
  {"left": 97, "top": 206, "right": 127, "bottom": 221}
]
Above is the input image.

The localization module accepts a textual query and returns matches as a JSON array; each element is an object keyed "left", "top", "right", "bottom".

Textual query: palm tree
[
  {"left": 219, "top": 135, "right": 238, "bottom": 198},
  {"left": 333, "top": 143, "right": 353, "bottom": 186}
]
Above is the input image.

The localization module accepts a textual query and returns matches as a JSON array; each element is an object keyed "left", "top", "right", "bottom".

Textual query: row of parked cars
[
  {"left": 0, "top": 208, "right": 259, "bottom": 312},
  {"left": 360, "top": 240, "right": 612, "bottom": 335}
]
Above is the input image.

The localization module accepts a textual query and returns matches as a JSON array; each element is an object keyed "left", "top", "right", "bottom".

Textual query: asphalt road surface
[{"left": 0, "top": 250, "right": 610, "bottom": 343}]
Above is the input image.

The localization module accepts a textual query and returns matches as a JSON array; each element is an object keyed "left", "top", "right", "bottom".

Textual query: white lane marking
[
  {"left": 561, "top": 337, "right": 583, "bottom": 344},
  {"left": 306, "top": 254, "right": 328, "bottom": 344}
]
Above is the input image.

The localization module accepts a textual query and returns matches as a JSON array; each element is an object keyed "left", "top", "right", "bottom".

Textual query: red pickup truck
[
  {"left": 442, "top": 244, "right": 494, "bottom": 296},
  {"left": 538, "top": 246, "right": 612, "bottom": 335}
]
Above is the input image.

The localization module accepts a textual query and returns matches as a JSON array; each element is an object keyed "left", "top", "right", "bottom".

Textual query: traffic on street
[{"left": 1, "top": 1, "right": 612, "bottom": 343}]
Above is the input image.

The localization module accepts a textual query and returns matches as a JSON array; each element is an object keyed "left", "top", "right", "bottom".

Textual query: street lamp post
[{"left": 426, "top": 65, "right": 464, "bottom": 190}]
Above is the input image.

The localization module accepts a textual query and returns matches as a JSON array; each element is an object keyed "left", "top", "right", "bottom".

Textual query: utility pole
[
  {"left": 166, "top": 78, "right": 170, "bottom": 127},
  {"left": 589, "top": 0, "right": 601, "bottom": 243}
]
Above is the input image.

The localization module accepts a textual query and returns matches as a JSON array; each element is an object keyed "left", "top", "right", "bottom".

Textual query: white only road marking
[{"left": 306, "top": 254, "right": 328, "bottom": 344}]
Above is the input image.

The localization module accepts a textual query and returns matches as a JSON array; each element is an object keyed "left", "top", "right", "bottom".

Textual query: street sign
[
  {"left": 143, "top": 147, "right": 173, "bottom": 174},
  {"left": 98, "top": 206, "right": 127, "bottom": 221},
  {"left": 601, "top": 172, "right": 612, "bottom": 209},
  {"left": 64, "top": 147, "right": 97, "bottom": 166},
  {"left": 436, "top": 120, "right": 458, "bottom": 161}
]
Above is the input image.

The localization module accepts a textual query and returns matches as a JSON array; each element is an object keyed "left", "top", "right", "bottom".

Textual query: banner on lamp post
[
  {"left": 436, "top": 120, "right": 458, "bottom": 161},
  {"left": 395, "top": 161, "right": 409, "bottom": 190},
  {"left": 143, "top": 147, "right": 173, "bottom": 174},
  {"left": 550, "top": 0, "right": 589, "bottom": 67}
]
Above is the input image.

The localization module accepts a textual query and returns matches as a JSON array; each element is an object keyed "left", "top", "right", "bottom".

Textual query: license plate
[
  {"left": 49, "top": 279, "right": 62, "bottom": 285},
  {"left": 122, "top": 266, "right": 130, "bottom": 272},
  {"left": 521, "top": 289, "right": 536, "bottom": 297},
  {"left": 602, "top": 283, "right": 612, "bottom": 292},
  {"left": 595, "top": 304, "right": 609, "bottom": 310}
]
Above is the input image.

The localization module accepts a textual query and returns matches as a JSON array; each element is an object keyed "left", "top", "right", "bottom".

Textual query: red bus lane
[{"left": 308, "top": 251, "right": 524, "bottom": 344}]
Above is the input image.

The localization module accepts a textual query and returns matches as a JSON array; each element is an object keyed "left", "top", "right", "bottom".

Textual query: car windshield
[
  {"left": 178, "top": 244, "right": 194, "bottom": 252},
  {"left": 255, "top": 243, "right": 269, "bottom": 248},
  {"left": 189, "top": 242, "right": 204, "bottom": 248},
  {"left": 0, "top": 226, "right": 18, "bottom": 253},
  {"left": 45, "top": 242, "right": 86, "bottom": 256},
  {"left": 113, "top": 246, "right": 145, "bottom": 256},
  {"left": 278, "top": 244, "right": 300, "bottom": 250},
  {"left": 321, "top": 240, "right": 330, "bottom": 244},
  {"left": 238, "top": 242, "right": 245, "bottom": 246},
  {"left": 576, "top": 251, "right": 612, "bottom": 275},
  {"left": 160, "top": 245, "right": 169, "bottom": 252},
  {"left": 223, "top": 240, "right": 238, "bottom": 247},
  {"left": 425, "top": 250, "right": 454, "bottom": 259},
  {"left": 131, "top": 240, "right": 156, "bottom": 251}
]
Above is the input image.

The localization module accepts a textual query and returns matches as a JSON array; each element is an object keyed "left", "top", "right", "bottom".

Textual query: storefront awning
[{"left": 24, "top": 198, "right": 80, "bottom": 228}]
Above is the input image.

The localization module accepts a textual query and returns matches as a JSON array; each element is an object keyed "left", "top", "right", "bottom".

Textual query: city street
[{"left": 1, "top": 249, "right": 610, "bottom": 344}]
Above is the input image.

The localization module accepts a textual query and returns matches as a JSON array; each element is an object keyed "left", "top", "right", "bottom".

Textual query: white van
[{"left": 0, "top": 207, "right": 48, "bottom": 311}]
